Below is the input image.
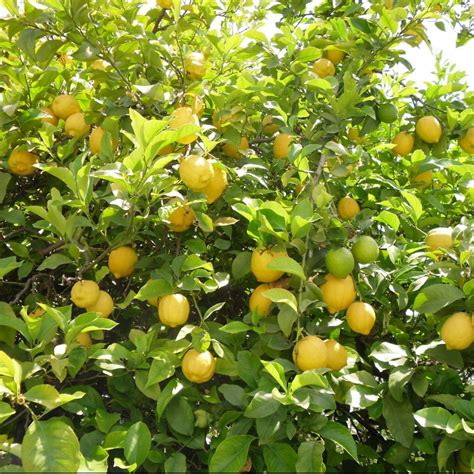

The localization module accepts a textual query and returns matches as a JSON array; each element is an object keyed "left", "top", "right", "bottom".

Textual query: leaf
[
  {"left": 24, "top": 385, "right": 85, "bottom": 412},
  {"left": 166, "top": 397, "right": 194, "bottom": 436},
  {"left": 266, "top": 256, "right": 306, "bottom": 280},
  {"left": 232, "top": 252, "right": 252, "bottom": 280},
  {"left": 203, "top": 302, "right": 225, "bottom": 320},
  {"left": 37, "top": 253, "right": 73, "bottom": 271},
  {"left": 0, "top": 257, "right": 22, "bottom": 279},
  {"left": 156, "top": 379, "right": 184, "bottom": 419},
  {"left": 244, "top": 391, "right": 280, "bottom": 418},
  {"left": 401, "top": 191, "right": 423, "bottom": 222},
  {"left": 413, "top": 284, "right": 464, "bottom": 314},
  {"left": 374, "top": 210, "right": 400, "bottom": 232},
  {"left": 164, "top": 452, "right": 187, "bottom": 473},
  {"left": 263, "top": 288, "right": 298, "bottom": 313},
  {"left": 146, "top": 353, "right": 175, "bottom": 387},
  {"left": 220, "top": 321, "right": 253, "bottom": 334},
  {"left": 437, "top": 436, "right": 465, "bottom": 471},
  {"left": 261, "top": 360, "right": 287, "bottom": 391},
  {"left": 290, "top": 370, "right": 328, "bottom": 393},
  {"left": 0, "top": 401, "right": 15, "bottom": 424},
  {"left": 0, "top": 173, "right": 11, "bottom": 203},
  {"left": 296, "top": 441, "right": 325, "bottom": 473},
  {"left": 209, "top": 435, "right": 254, "bottom": 473},
  {"left": 414, "top": 407, "right": 452, "bottom": 430},
  {"left": 383, "top": 394, "right": 414, "bottom": 448},
  {"left": 134, "top": 279, "right": 173, "bottom": 301},
  {"left": 319, "top": 422, "right": 359, "bottom": 463},
  {"left": 263, "top": 442, "right": 297, "bottom": 473},
  {"left": 22, "top": 418, "right": 81, "bottom": 472},
  {"left": 124, "top": 421, "right": 151, "bottom": 468}
]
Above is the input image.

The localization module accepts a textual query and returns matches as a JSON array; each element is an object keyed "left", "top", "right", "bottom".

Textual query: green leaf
[
  {"left": 383, "top": 394, "right": 414, "bottom": 448},
  {"left": 374, "top": 210, "right": 400, "bottom": 232},
  {"left": 244, "top": 391, "right": 280, "bottom": 418},
  {"left": 0, "top": 173, "right": 11, "bottom": 203},
  {"left": 156, "top": 379, "right": 184, "bottom": 419},
  {"left": 437, "top": 436, "right": 465, "bottom": 471},
  {"left": 263, "top": 288, "right": 298, "bottom": 313},
  {"left": 166, "top": 397, "right": 194, "bottom": 436},
  {"left": 414, "top": 407, "right": 452, "bottom": 430},
  {"left": 24, "top": 385, "right": 85, "bottom": 412},
  {"left": 319, "top": 422, "right": 359, "bottom": 463},
  {"left": 124, "top": 421, "right": 151, "bottom": 468},
  {"left": 266, "top": 256, "right": 305, "bottom": 280},
  {"left": 37, "top": 253, "right": 73, "bottom": 271},
  {"left": 401, "top": 191, "right": 423, "bottom": 222},
  {"left": 22, "top": 418, "right": 81, "bottom": 472},
  {"left": 261, "top": 360, "right": 287, "bottom": 391},
  {"left": 0, "top": 401, "right": 15, "bottom": 424},
  {"left": 220, "top": 321, "right": 253, "bottom": 334},
  {"left": 146, "top": 353, "right": 175, "bottom": 387},
  {"left": 413, "top": 284, "right": 464, "bottom": 314},
  {"left": 164, "top": 452, "right": 187, "bottom": 473},
  {"left": 263, "top": 442, "right": 297, "bottom": 473},
  {"left": 290, "top": 370, "right": 328, "bottom": 393},
  {"left": 0, "top": 257, "right": 22, "bottom": 279},
  {"left": 209, "top": 435, "right": 254, "bottom": 473},
  {"left": 296, "top": 441, "right": 325, "bottom": 473}
]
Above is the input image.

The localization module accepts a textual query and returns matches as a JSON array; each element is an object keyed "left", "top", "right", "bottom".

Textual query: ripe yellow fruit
[
  {"left": 41, "top": 107, "right": 58, "bottom": 126},
  {"left": 347, "top": 127, "right": 363, "bottom": 143},
  {"left": 202, "top": 163, "right": 227, "bottom": 204},
  {"left": 108, "top": 246, "right": 138, "bottom": 279},
  {"left": 169, "top": 107, "right": 200, "bottom": 144},
  {"left": 76, "top": 332, "right": 92, "bottom": 348},
  {"left": 179, "top": 155, "right": 214, "bottom": 191},
  {"left": 412, "top": 170, "right": 433, "bottom": 189},
  {"left": 326, "top": 48, "right": 345, "bottom": 65},
  {"left": 65, "top": 112, "right": 90, "bottom": 138},
  {"left": 158, "top": 144, "right": 175, "bottom": 156},
  {"left": 86, "top": 290, "right": 114, "bottom": 318},
  {"left": 181, "top": 349, "right": 216, "bottom": 383},
  {"left": 312, "top": 58, "right": 336, "bottom": 78},
  {"left": 440, "top": 312, "right": 473, "bottom": 350},
  {"left": 249, "top": 284, "right": 273, "bottom": 317},
  {"left": 293, "top": 336, "right": 328, "bottom": 371},
  {"left": 182, "top": 93, "right": 204, "bottom": 117},
  {"left": 459, "top": 128, "right": 474, "bottom": 154},
  {"left": 157, "top": 0, "right": 172, "bottom": 7},
  {"left": 325, "top": 339, "right": 348, "bottom": 370},
  {"left": 71, "top": 280, "right": 100, "bottom": 308},
  {"left": 8, "top": 150, "right": 39, "bottom": 176},
  {"left": 222, "top": 137, "right": 249, "bottom": 159},
  {"left": 167, "top": 200, "right": 195, "bottom": 232},
  {"left": 337, "top": 196, "right": 360, "bottom": 220},
  {"left": 89, "top": 127, "right": 118, "bottom": 154},
  {"left": 273, "top": 133, "right": 293, "bottom": 160},
  {"left": 320, "top": 274, "right": 356, "bottom": 314},
  {"left": 251, "top": 248, "right": 288, "bottom": 283},
  {"left": 51, "top": 94, "right": 81, "bottom": 120},
  {"left": 262, "top": 116, "right": 279, "bottom": 135},
  {"left": 392, "top": 131, "right": 415, "bottom": 156},
  {"left": 92, "top": 59, "right": 108, "bottom": 70},
  {"left": 158, "top": 293, "right": 190, "bottom": 327},
  {"left": 416, "top": 116, "right": 442, "bottom": 144},
  {"left": 425, "top": 227, "right": 453, "bottom": 251},
  {"left": 346, "top": 301, "right": 376, "bottom": 335},
  {"left": 184, "top": 52, "right": 207, "bottom": 80}
]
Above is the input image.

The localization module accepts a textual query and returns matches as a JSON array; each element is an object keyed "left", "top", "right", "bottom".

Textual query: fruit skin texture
[
  {"left": 251, "top": 248, "right": 288, "bottom": 283},
  {"left": 320, "top": 274, "right": 356, "bottom": 314},
  {"left": 41, "top": 107, "right": 58, "bottom": 126},
  {"left": 416, "top": 116, "right": 442, "bottom": 144},
  {"left": 156, "top": 0, "right": 172, "bottom": 8},
  {"left": 459, "top": 128, "right": 474, "bottom": 154},
  {"left": 71, "top": 280, "right": 101, "bottom": 308},
  {"left": 65, "top": 112, "right": 90, "bottom": 138},
  {"left": 412, "top": 170, "right": 433, "bottom": 189},
  {"left": 108, "top": 246, "right": 138, "bottom": 278},
  {"left": 352, "top": 236, "right": 379, "bottom": 264},
  {"left": 184, "top": 52, "right": 207, "bottom": 79},
  {"left": 89, "top": 127, "right": 118, "bottom": 154},
  {"left": 325, "top": 340, "right": 348, "bottom": 370},
  {"left": 326, "top": 49, "right": 345, "bottom": 65},
  {"left": 223, "top": 137, "right": 249, "bottom": 159},
  {"left": 273, "top": 133, "right": 293, "bottom": 159},
  {"left": 346, "top": 302, "right": 376, "bottom": 335},
  {"left": 51, "top": 94, "right": 81, "bottom": 119},
  {"left": 92, "top": 59, "right": 107, "bottom": 70},
  {"left": 202, "top": 163, "right": 227, "bottom": 204},
  {"left": 76, "top": 333, "right": 92, "bottom": 348},
  {"left": 325, "top": 248, "right": 355, "bottom": 278},
  {"left": 337, "top": 196, "right": 360, "bottom": 220},
  {"left": 169, "top": 107, "right": 200, "bottom": 144},
  {"left": 249, "top": 284, "right": 273, "bottom": 317},
  {"left": 158, "top": 294, "right": 190, "bottom": 327},
  {"left": 377, "top": 103, "right": 398, "bottom": 123},
  {"left": 440, "top": 312, "right": 473, "bottom": 350},
  {"left": 425, "top": 227, "right": 453, "bottom": 251},
  {"left": 293, "top": 336, "right": 328, "bottom": 371},
  {"left": 392, "top": 131, "right": 415, "bottom": 156},
  {"left": 8, "top": 150, "right": 39, "bottom": 176},
  {"left": 181, "top": 349, "right": 216, "bottom": 383},
  {"left": 167, "top": 201, "right": 195, "bottom": 232},
  {"left": 348, "top": 127, "right": 363, "bottom": 143},
  {"left": 86, "top": 290, "right": 114, "bottom": 318},
  {"left": 312, "top": 58, "right": 336, "bottom": 78},
  {"left": 262, "top": 116, "right": 279, "bottom": 135},
  {"left": 179, "top": 155, "right": 215, "bottom": 191}
]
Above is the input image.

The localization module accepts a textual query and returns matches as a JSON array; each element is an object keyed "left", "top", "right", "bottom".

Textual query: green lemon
[
  {"left": 325, "top": 248, "right": 355, "bottom": 278},
  {"left": 352, "top": 236, "right": 380, "bottom": 263},
  {"left": 377, "top": 103, "right": 398, "bottom": 124}
]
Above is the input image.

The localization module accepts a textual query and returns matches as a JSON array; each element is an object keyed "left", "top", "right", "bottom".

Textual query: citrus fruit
[
  {"left": 89, "top": 127, "right": 118, "bottom": 154},
  {"left": 92, "top": 59, "right": 107, "bottom": 70},
  {"left": 337, "top": 196, "right": 360, "bottom": 220},
  {"left": 181, "top": 349, "right": 216, "bottom": 383},
  {"left": 51, "top": 94, "right": 81, "bottom": 119},
  {"left": 326, "top": 48, "right": 345, "bottom": 65},
  {"left": 392, "top": 131, "right": 415, "bottom": 156},
  {"left": 65, "top": 112, "right": 90, "bottom": 138},
  {"left": 76, "top": 332, "right": 92, "bottom": 348},
  {"left": 312, "top": 58, "right": 336, "bottom": 78},
  {"left": 377, "top": 103, "right": 398, "bottom": 123},
  {"left": 158, "top": 144, "right": 175, "bottom": 156},
  {"left": 179, "top": 155, "right": 215, "bottom": 191},
  {"left": 86, "top": 290, "right": 114, "bottom": 318},
  {"left": 415, "top": 116, "right": 442, "bottom": 144},
  {"left": 212, "top": 110, "right": 235, "bottom": 131},
  {"left": 251, "top": 248, "right": 288, "bottom": 283},
  {"left": 71, "top": 280, "right": 100, "bottom": 308},
  {"left": 352, "top": 236, "right": 379, "bottom": 264},
  {"left": 346, "top": 301, "right": 376, "bottom": 335},
  {"left": 180, "top": 93, "right": 204, "bottom": 117},
  {"left": 262, "top": 116, "right": 279, "bottom": 135},
  {"left": 8, "top": 149, "right": 39, "bottom": 176},
  {"left": 441, "top": 312, "right": 473, "bottom": 350},
  {"left": 273, "top": 133, "right": 293, "bottom": 159},
  {"left": 425, "top": 227, "right": 453, "bottom": 251},
  {"left": 325, "top": 339, "right": 348, "bottom": 370},
  {"left": 169, "top": 107, "right": 200, "bottom": 144},
  {"left": 348, "top": 127, "right": 363, "bottom": 143},
  {"left": 167, "top": 200, "right": 195, "bottom": 232},
  {"left": 222, "top": 137, "right": 249, "bottom": 159},
  {"left": 41, "top": 107, "right": 58, "bottom": 126},
  {"left": 293, "top": 335, "right": 328, "bottom": 371},
  {"left": 320, "top": 274, "right": 356, "bottom": 314},
  {"left": 202, "top": 163, "right": 227, "bottom": 204},
  {"left": 147, "top": 281, "right": 159, "bottom": 306},
  {"left": 325, "top": 248, "right": 355, "bottom": 278},
  {"left": 157, "top": 0, "right": 172, "bottom": 8},
  {"left": 412, "top": 170, "right": 433, "bottom": 189},
  {"left": 459, "top": 128, "right": 474, "bottom": 154},
  {"left": 158, "top": 293, "right": 190, "bottom": 327},
  {"left": 108, "top": 246, "right": 138, "bottom": 278},
  {"left": 249, "top": 284, "right": 273, "bottom": 317},
  {"left": 184, "top": 52, "right": 207, "bottom": 80}
]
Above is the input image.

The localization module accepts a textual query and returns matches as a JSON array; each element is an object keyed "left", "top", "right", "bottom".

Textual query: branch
[
  {"left": 38, "top": 240, "right": 65, "bottom": 257},
  {"left": 9, "top": 273, "right": 52, "bottom": 305},
  {"left": 152, "top": 10, "right": 166, "bottom": 33}
]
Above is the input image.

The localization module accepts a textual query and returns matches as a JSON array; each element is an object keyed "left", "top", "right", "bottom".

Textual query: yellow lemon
[
  {"left": 8, "top": 149, "right": 39, "bottom": 176},
  {"left": 251, "top": 248, "right": 288, "bottom": 283},
  {"left": 325, "top": 339, "right": 348, "bottom": 370},
  {"left": 326, "top": 48, "right": 345, "bottom": 65},
  {"left": 273, "top": 133, "right": 293, "bottom": 159},
  {"left": 169, "top": 107, "right": 200, "bottom": 144},
  {"left": 459, "top": 128, "right": 474, "bottom": 154},
  {"left": 425, "top": 227, "right": 453, "bottom": 251},
  {"left": 71, "top": 280, "right": 101, "bottom": 308},
  {"left": 348, "top": 127, "right": 363, "bottom": 143},
  {"left": 41, "top": 107, "right": 58, "bottom": 126},
  {"left": 167, "top": 200, "right": 195, "bottom": 232},
  {"left": 92, "top": 59, "right": 108, "bottom": 70},
  {"left": 89, "top": 127, "right": 118, "bottom": 154},
  {"left": 178, "top": 93, "right": 204, "bottom": 117},
  {"left": 337, "top": 196, "right": 360, "bottom": 220},
  {"left": 184, "top": 52, "right": 207, "bottom": 80},
  {"left": 76, "top": 332, "right": 92, "bottom": 348},
  {"left": 181, "top": 349, "right": 216, "bottom": 383},
  {"left": 262, "top": 116, "right": 279, "bottom": 135},
  {"left": 312, "top": 58, "right": 336, "bottom": 78},
  {"left": 293, "top": 336, "right": 328, "bottom": 371},
  {"left": 249, "top": 284, "right": 273, "bottom": 318},
  {"left": 416, "top": 116, "right": 442, "bottom": 144},
  {"left": 108, "top": 246, "right": 138, "bottom": 279},
  {"left": 179, "top": 155, "right": 214, "bottom": 191},
  {"left": 412, "top": 170, "right": 433, "bottom": 189},
  {"left": 86, "top": 290, "right": 114, "bottom": 318},
  {"left": 320, "top": 274, "right": 357, "bottom": 314},
  {"left": 392, "top": 131, "right": 415, "bottom": 156},
  {"left": 157, "top": 0, "right": 172, "bottom": 7},
  {"left": 65, "top": 112, "right": 90, "bottom": 138},
  {"left": 158, "top": 293, "right": 190, "bottom": 327},
  {"left": 202, "top": 163, "right": 227, "bottom": 204},
  {"left": 158, "top": 144, "right": 175, "bottom": 156},
  {"left": 51, "top": 94, "right": 81, "bottom": 120},
  {"left": 346, "top": 301, "right": 376, "bottom": 335},
  {"left": 440, "top": 312, "right": 473, "bottom": 350},
  {"left": 222, "top": 137, "right": 249, "bottom": 159}
]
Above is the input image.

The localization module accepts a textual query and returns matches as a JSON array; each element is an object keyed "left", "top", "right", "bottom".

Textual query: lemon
[
  {"left": 76, "top": 332, "right": 92, "bottom": 348},
  {"left": 8, "top": 149, "right": 39, "bottom": 176},
  {"left": 412, "top": 170, "right": 433, "bottom": 189},
  {"left": 440, "top": 312, "right": 473, "bottom": 350},
  {"left": 251, "top": 248, "right": 288, "bottom": 283},
  {"left": 65, "top": 112, "right": 90, "bottom": 138},
  {"left": 425, "top": 227, "right": 453, "bottom": 251},
  {"left": 157, "top": 0, "right": 172, "bottom": 8},
  {"left": 348, "top": 127, "right": 363, "bottom": 143},
  {"left": 377, "top": 103, "right": 398, "bottom": 124},
  {"left": 71, "top": 280, "right": 101, "bottom": 308},
  {"left": 167, "top": 200, "right": 195, "bottom": 232},
  {"left": 86, "top": 290, "right": 114, "bottom": 318},
  {"left": 184, "top": 52, "right": 207, "bottom": 80},
  {"left": 179, "top": 155, "right": 214, "bottom": 191},
  {"left": 320, "top": 274, "right": 356, "bottom": 314},
  {"left": 337, "top": 196, "right": 360, "bottom": 220},
  {"left": 351, "top": 236, "right": 379, "bottom": 264},
  {"left": 326, "top": 48, "right": 345, "bottom": 65},
  {"left": 202, "top": 163, "right": 227, "bottom": 204},
  {"left": 92, "top": 59, "right": 108, "bottom": 70},
  {"left": 262, "top": 116, "right": 279, "bottom": 135},
  {"left": 346, "top": 301, "right": 376, "bottom": 335},
  {"left": 212, "top": 110, "right": 234, "bottom": 131},
  {"left": 249, "top": 284, "right": 273, "bottom": 317},
  {"left": 325, "top": 248, "right": 355, "bottom": 278},
  {"left": 169, "top": 107, "right": 200, "bottom": 144},
  {"left": 416, "top": 116, "right": 442, "bottom": 144},
  {"left": 51, "top": 94, "right": 81, "bottom": 120},
  {"left": 158, "top": 144, "right": 175, "bottom": 156},
  {"left": 180, "top": 93, "right": 204, "bottom": 117},
  {"left": 312, "top": 58, "right": 336, "bottom": 78},
  {"left": 222, "top": 137, "right": 249, "bottom": 159},
  {"left": 158, "top": 294, "right": 190, "bottom": 327},
  {"left": 392, "top": 131, "right": 415, "bottom": 156},
  {"left": 293, "top": 336, "right": 328, "bottom": 371},
  {"left": 108, "top": 246, "right": 138, "bottom": 278},
  {"left": 459, "top": 128, "right": 474, "bottom": 154},
  {"left": 89, "top": 127, "right": 118, "bottom": 154},
  {"left": 41, "top": 107, "right": 58, "bottom": 126},
  {"left": 181, "top": 349, "right": 216, "bottom": 383},
  {"left": 273, "top": 133, "right": 293, "bottom": 160},
  {"left": 325, "top": 339, "right": 348, "bottom": 370}
]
